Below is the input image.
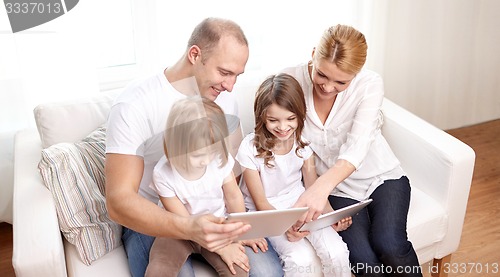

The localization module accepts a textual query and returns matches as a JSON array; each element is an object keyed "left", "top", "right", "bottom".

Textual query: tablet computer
[
  {"left": 299, "top": 199, "right": 373, "bottom": 232},
  {"left": 225, "top": 207, "right": 308, "bottom": 240}
]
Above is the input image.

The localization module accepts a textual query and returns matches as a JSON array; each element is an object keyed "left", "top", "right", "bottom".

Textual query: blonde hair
[
  {"left": 315, "top": 24, "right": 367, "bottom": 75},
  {"left": 163, "top": 97, "right": 229, "bottom": 171},
  {"left": 253, "top": 73, "right": 309, "bottom": 168}
]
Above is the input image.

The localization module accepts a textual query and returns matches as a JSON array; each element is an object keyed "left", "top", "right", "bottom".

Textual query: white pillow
[{"left": 34, "top": 92, "right": 117, "bottom": 148}]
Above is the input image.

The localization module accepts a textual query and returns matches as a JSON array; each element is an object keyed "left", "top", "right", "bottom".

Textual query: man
[{"left": 105, "top": 17, "right": 283, "bottom": 277}]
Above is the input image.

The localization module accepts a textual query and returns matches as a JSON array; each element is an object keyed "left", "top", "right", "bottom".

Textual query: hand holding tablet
[{"left": 299, "top": 199, "right": 373, "bottom": 232}]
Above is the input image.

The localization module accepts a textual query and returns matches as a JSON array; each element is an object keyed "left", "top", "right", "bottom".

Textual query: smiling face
[
  {"left": 193, "top": 36, "right": 249, "bottom": 101},
  {"left": 310, "top": 57, "right": 356, "bottom": 102},
  {"left": 264, "top": 103, "right": 298, "bottom": 143}
]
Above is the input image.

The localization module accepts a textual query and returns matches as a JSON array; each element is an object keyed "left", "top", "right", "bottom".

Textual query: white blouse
[{"left": 280, "top": 64, "right": 405, "bottom": 200}]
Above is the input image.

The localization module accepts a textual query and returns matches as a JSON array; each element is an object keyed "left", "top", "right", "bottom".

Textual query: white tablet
[
  {"left": 225, "top": 207, "right": 309, "bottom": 240},
  {"left": 299, "top": 199, "right": 373, "bottom": 232}
]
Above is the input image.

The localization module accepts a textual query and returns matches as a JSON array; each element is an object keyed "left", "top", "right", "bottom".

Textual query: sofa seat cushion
[
  {"left": 64, "top": 240, "right": 131, "bottom": 277},
  {"left": 38, "top": 126, "right": 122, "bottom": 265},
  {"left": 407, "top": 186, "right": 448, "bottom": 251}
]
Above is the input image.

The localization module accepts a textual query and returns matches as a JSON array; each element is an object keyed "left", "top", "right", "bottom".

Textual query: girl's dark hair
[{"left": 253, "top": 73, "right": 308, "bottom": 168}]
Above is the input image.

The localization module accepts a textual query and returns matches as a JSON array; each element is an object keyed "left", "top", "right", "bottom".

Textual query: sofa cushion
[
  {"left": 34, "top": 92, "right": 117, "bottom": 149},
  {"left": 38, "top": 126, "right": 122, "bottom": 265},
  {"left": 407, "top": 187, "right": 448, "bottom": 251}
]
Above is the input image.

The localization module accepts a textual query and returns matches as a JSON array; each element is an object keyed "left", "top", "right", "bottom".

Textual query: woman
[{"left": 282, "top": 24, "right": 422, "bottom": 276}]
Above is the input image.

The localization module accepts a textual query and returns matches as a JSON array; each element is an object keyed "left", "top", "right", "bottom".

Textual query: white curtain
[{"left": 0, "top": 1, "right": 101, "bottom": 223}]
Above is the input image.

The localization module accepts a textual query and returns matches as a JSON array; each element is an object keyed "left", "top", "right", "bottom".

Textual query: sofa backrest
[{"left": 34, "top": 91, "right": 119, "bottom": 148}]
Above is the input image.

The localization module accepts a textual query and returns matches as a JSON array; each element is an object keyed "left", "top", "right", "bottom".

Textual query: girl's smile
[{"left": 265, "top": 103, "right": 298, "bottom": 144}]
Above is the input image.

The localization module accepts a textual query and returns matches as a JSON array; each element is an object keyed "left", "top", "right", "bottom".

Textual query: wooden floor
[{"left": 1, "top": 119, "right": 499, "bottom": 277}]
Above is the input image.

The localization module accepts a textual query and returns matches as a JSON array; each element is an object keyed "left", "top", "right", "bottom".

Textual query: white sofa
[{"left": 12, "top": 80, "right": 475, "bottom": 277}]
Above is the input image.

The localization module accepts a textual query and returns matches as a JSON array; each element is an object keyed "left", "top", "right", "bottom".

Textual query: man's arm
[{"left": 105, "top": 153, "right": 250, "bottom": 251}]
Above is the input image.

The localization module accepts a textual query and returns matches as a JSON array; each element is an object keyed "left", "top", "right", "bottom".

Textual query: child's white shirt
[
  {"left": 151, "top": 155, "right": 235, "bottom": 217},
  {"left": 236, "top": 133, "right": 313, "bottom": 211}
]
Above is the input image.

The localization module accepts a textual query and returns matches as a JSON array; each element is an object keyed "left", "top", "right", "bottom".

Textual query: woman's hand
[
  {"left": 215, "top": 242, "right": 250, "bottom": 274},
  {"left": 240, "top": 238, "right": 268, "bottom": 253},
  {"left": 293, "top": 159, "right": 356, "bottom": 229},
  {"left": 292, "top": 180, "right": 332, "bottom": 229}
]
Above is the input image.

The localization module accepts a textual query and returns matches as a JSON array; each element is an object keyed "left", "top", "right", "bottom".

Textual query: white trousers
[{"left": 268, "top": 223, "right": 350, "bottom": 277}]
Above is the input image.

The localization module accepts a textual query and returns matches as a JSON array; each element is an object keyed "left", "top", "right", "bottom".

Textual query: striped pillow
[{"left": 38, "top": 126, "right": 122, "bottom": 265}]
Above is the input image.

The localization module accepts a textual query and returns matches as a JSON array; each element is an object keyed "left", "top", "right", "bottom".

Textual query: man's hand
[
  {"left": 187, "top": 214, "right": 251, "bottom": 252},
  {"left": 215, "top": 242, "right": 250, "bottom": 274}
]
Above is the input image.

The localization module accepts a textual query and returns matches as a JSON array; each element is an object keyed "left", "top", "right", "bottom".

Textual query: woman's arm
[
  {"left": 222, "top": 172, "right": 246, "bottom": 213},
  {"left": 294, "top": 159, "right": 355, "bottom": 223},
  {"left": 242, "top": 168, "right": 276, "bottom": 211}
]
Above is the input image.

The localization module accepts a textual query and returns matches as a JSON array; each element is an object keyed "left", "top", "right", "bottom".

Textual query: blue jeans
[
  {"left": 179, "top": 238, "right": 283, "bottom": 277},
  {"left": 329, "top": 176, "right": 422, "bottom": 277},
  {"left": 122, "top": 228, "right": 283, "bottom": 277},
  {"left": 122, "top": 227, "right": 192, "bottom": 277}
]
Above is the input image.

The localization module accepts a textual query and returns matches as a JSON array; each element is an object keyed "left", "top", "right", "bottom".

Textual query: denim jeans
[
  {"left": 173, "top": 238, "right": 283, "bottom": 277},
  {"left": 121, "top": 227, "right": 192, "bottom": 277},
  {"left": 122, "top": 228, "right": 283, "bottom": 277},
  {"left": 329, "top": 176, "right": 422, "bottom": 277}
]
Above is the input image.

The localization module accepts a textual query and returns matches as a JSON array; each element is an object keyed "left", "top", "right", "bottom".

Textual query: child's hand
[
  {"left": 240, "top": 238, "right": 268, "bottom": 253},
  {"left": 215, "top": 242, "right": 250, "bottom": 274},
  {"left": 333, "top": 216, "right": 352, "bottom": 232},
  {"left": 286, "top": 226, "right": 309, "bottom": 242}
]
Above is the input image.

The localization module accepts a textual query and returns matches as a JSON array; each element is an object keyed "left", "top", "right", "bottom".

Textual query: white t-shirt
[
  {"left": 281, "top": 64, "right": 405, "bottom": 200},
  {"left": 151, "top": 155, "right": 235, "bottom": 217},
  {"left": 236, "top": 133, "right": 313, "bottom": 211},
  {"left": 106, "top": 71, "right": 239, "bottom": 203}
]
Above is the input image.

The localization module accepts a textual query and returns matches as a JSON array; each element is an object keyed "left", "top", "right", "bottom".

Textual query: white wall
[{"left": 381, "top": 0, "right": 500, "bottom": 129}]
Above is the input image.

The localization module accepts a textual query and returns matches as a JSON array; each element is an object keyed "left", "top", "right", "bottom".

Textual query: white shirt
[
  {"left": 106, "top": 71, "right": 239, "bottom": 203},
  {"left": 151, "top": 155, "right": 235, "bottom": 217},
  {"left": 236, "top": 133, "right": 313, "bottom": 210},
  {"left": 281, "top": 64, "right": 405, "bottom": 200}
]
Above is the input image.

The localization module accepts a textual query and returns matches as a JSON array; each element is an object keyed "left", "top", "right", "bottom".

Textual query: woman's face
[{"left": 310, "top": 58, "right": 356, "bottom": 101}]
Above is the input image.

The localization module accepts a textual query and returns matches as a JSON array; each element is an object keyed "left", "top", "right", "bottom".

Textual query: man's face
[{"left": 194, "top": 36, "right": 249, "bottom": 101}]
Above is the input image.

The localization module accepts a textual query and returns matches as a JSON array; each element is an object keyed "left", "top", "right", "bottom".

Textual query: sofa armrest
[
  {"left": 12, "top": 129, "right": 68, "bottom": 277},
  {"left": 381, "top": 98, "right": 476, "bottom": 258}
]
